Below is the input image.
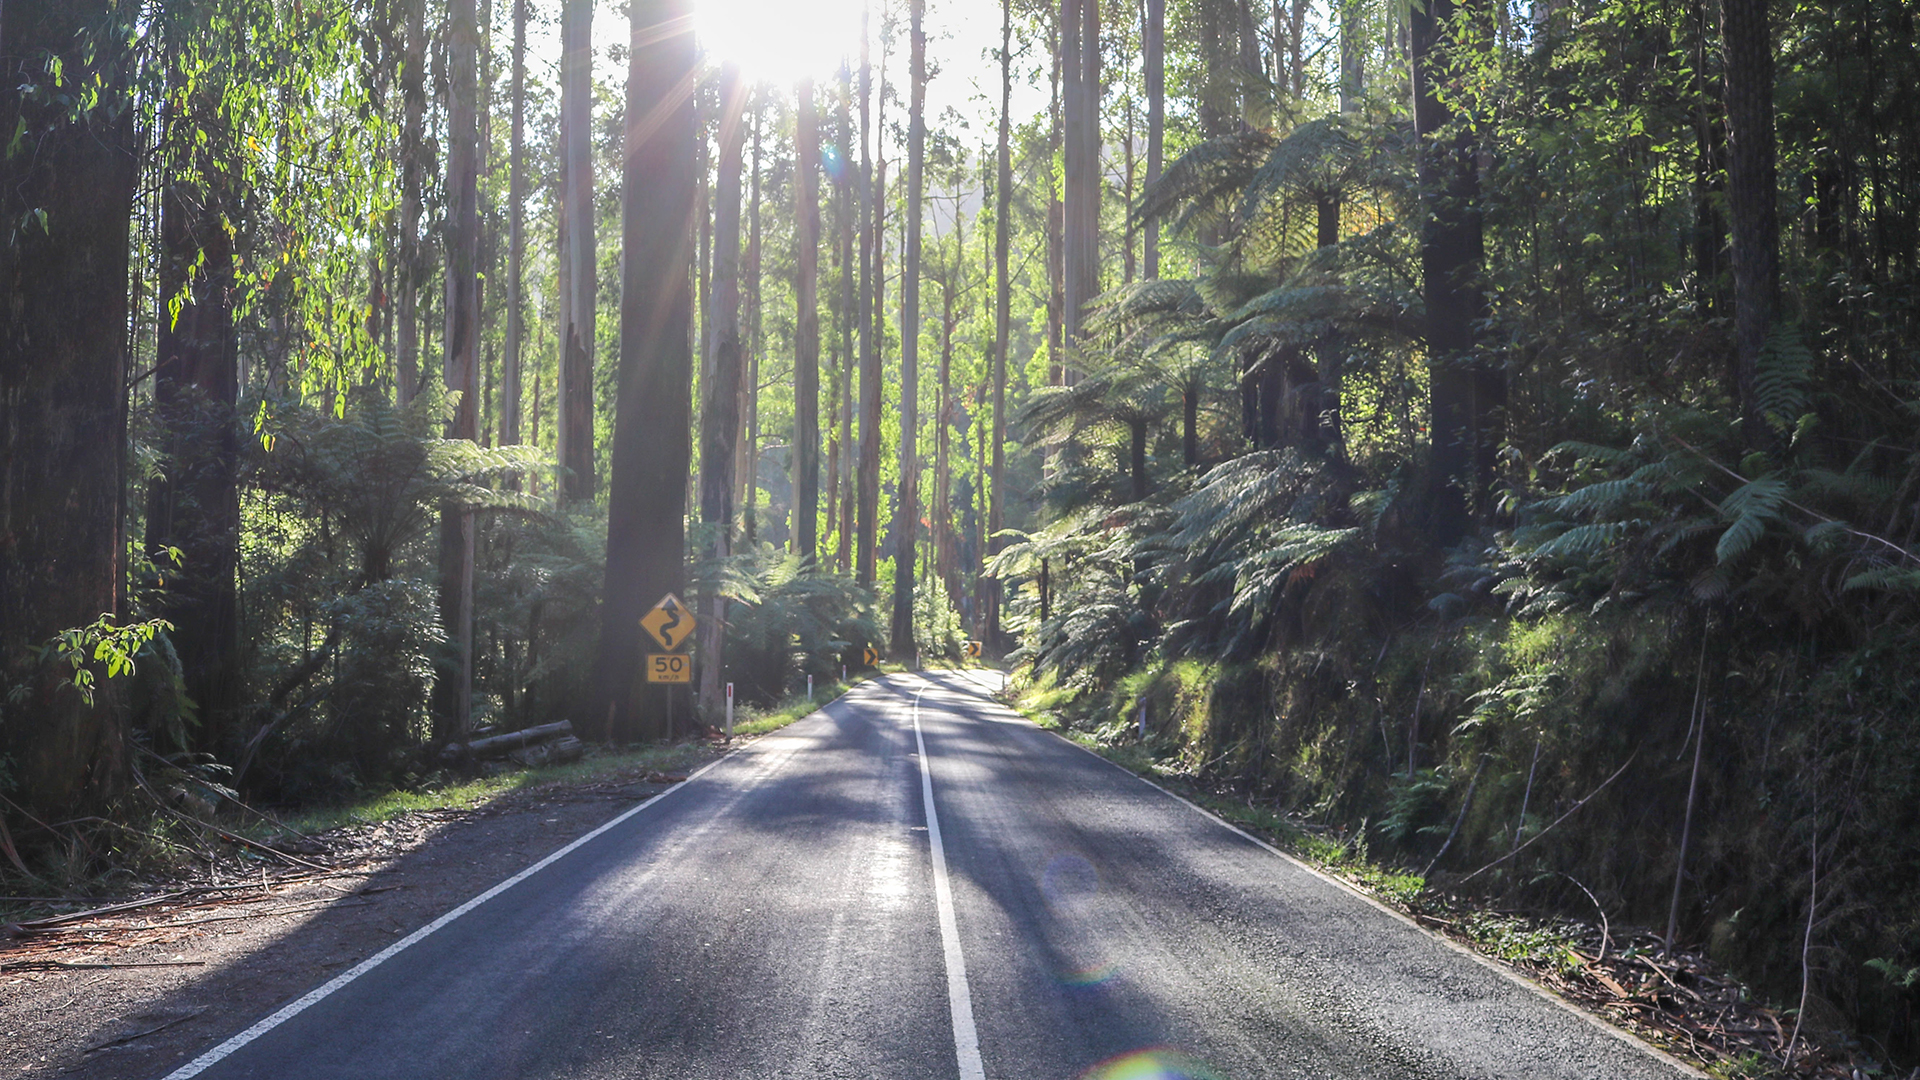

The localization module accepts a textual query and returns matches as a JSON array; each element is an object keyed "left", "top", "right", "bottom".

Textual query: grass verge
[{"left": 267, "top": 678, "right": 870, "bottom": 839}]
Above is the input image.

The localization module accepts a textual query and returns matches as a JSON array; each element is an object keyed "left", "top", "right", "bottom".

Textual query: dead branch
[{"left": 1459, "top": 748, "right": 1639, "bottom": 884}]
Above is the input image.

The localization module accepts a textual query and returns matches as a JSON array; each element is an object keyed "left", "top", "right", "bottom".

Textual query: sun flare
[{"left": 693, "top": 0, "right": 867, "bottom": 84}]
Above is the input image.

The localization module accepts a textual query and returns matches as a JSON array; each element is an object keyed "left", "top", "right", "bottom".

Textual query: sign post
[
  {"left": 807, "top": 673, "right": 813, "bottom": 702},
  {"left": 725, "top": 682, "right": 734, "bottom": 742}
]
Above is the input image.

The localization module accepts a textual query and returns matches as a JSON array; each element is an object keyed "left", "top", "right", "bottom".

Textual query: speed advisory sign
[{"left": 646, "top": 653, "right": 692, "bottom": 683}]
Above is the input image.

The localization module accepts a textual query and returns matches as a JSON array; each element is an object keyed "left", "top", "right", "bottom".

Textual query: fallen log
[
  {"left": 507, "top": 735, "right": 586, "bottom": 769},
  {"left": 443, "top": 721, "right": 574, "bottom": 761}
]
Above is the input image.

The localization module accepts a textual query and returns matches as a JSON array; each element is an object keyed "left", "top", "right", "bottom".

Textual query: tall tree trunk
[
  {"left": 697, "top": 63, "right": 747, "bottom": 721},
  {"left": 891, "top": 0, "right": 926, "bottom": 658},
  {"left": 989, "top": 0, "right": 1013, "bottom": 650},
  {"left": 478, "top": 0, "right": 496, "bottom": 444},
  {"left": 399, "top": 0, "right": 427, "bottom": 403},
  {"left": 1339, "top": 0, "right": 1364, "bottom": 111},
  {"left": 1061, "top": 0, "right": 1100, "bottom": 354},
  {"left": 435, "top": 0, "right": 483, "bottom": 743},
  {"left": 0, "top": 0, "right": 139, "bottom": 820},
  {"left": 600, "top": 0, "right": 697, "bottom": 741},
  {"left": 148, "top": 1, "right": 240, "bottom": 756},
  {"left": 557, "top": 0, "right": 596, "bottom": 503},
  {"left": 794, "top": 79, "right": 823, "bottom": 566},
  {"left": 740, "top": 104, "right": 763, "bottom": 541},
  {"left": 503, "top": 0, "right": 527, "bottom": 447},
  {"left": 835, "top": 65, "right": 858, "bottom": 576},
  {"left": 1144, "top": 0, "right": 1163, "bottom": 283},
  {"left": 1411, "top": 0, "right": 1496, "bottom": 541},
  {"left": 1691, "top": 0, "right": 1727, "bottom": 319},
  {"left": 1236, "top": 0, "right": 1264, "bottom": 124},
  {"left": 1721, "top": 0, "right": 1776, "bottom": 442},
  {"left": 1123, "top": 89, "right": 1137, "bottom": 284},
  {"left": 855, "top": 7, "right": 882, "bottom": 589},
  {"left": 1182, "top": 379, "right": 1198, "bottom": 466},
  {"left": 936, "top": 264, "right": 956, "bottom": 606},
  {"left": 1048, "top": 10, "right": 1065, "bottom": 385}
]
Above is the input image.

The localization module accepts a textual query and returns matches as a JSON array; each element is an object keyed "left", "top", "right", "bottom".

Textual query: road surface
[{"left": 160, "top": 671, "right": 1697, "bottom": 1080}]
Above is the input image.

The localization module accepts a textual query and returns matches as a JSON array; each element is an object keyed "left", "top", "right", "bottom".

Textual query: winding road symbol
[{"left": 641, "top": 593, "right": 696, "bottom": 652}]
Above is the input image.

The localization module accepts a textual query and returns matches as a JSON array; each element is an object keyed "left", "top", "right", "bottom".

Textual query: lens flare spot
[
  {"left": 1042, "top": 852, "right": 1101, "bottom": 911},
  {"left": 1078, "top": 1048, "right": 1229, "bottom": 1080},
  {"left": 1060, "top": 960, "right": 1119, "bottom": 987}
]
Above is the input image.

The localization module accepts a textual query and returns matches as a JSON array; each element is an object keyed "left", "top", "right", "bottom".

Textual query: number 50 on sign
[{"left": 647, "top": 653, "right": 691, "bottom": 683}]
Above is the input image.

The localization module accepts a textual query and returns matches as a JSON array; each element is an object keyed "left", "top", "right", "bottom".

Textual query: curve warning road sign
[{"left": 641, "top": 593, "right": 696, "bottom": 652}]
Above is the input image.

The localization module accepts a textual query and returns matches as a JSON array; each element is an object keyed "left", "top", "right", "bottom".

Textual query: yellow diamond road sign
[{"left": 640, "top": 593, "right": 695, "bottom": 652}]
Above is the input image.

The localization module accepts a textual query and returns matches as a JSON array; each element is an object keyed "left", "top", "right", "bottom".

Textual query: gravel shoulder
[{"left": 1, "top": 759, "right": 714, "bottom": 1080}]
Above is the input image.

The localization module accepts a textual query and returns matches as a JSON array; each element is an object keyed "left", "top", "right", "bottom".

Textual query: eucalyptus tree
[
  {"left": 398, "top": 0, "right": 427, "bottom": 402},
  {"left": 1410, "top": 0, "right": 1496, "bottom": 540},
  {"left": 739, "top": 104, "right": 764, "bottom": 541},
  {"left": 1143, "top": 0, "right": 1164, "bottom": 279},
  {"left": 697, "top": 62, "right": 748, "bottom": 720},
  {"left": 502, "top": 0, "right": 528, "bottom": 448},
  {"left": 1720, "top": 0, "right": 1777, "bottom": 444},
  {"left": 601, "top": 0, "right": 698, "bottom": 741},
  {"left": 556, "top": 0, "right": 596, "bottom": 502},
  {"left": 855, "top": 6, "right": 881, "bottom": 589},
  {"left": 1060, "top": 0, "right": 1099, "bottom": 356},
  {"left": 889, "top": 0, "right": 926, "bottom": 657},
  {"left": 794, "top": 79, "right": 824, "bottom": 566},
  {"left": 0, "top": 0, "right": 141, "bottom": 819},
  {"left": 986, "top": 0, "right": 1014, "bottom": 651},
  {"left": 825, "top": 68, "right": 856, "bottom": 576},
  {"left": 434, "top": 0, "right": 485, "bottom": 741},
  {"left": 834, "top": 65, "right": 858, "bottom": 576},
  {"left": 147, "top": 0, "right": 243, "bottom": 756}
]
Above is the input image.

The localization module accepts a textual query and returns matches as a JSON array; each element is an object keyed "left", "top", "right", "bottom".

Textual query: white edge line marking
[
  {"left": 910, "top": 681, "right": 989, "bottom": 1080},
  {"left": 941, "top": 676, "right": 1708, "bottom": 1080},
  {"left": 161, "top": 749, "right": 739, "bottom": 1080}
]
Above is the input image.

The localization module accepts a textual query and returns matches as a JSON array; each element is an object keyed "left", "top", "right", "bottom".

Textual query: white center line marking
[
  {"left": 912, "top": 683, "right": 988, "bottom": 1080},
  {"left": 159, "top": 744, "right": 745, "bottom": 1080}
]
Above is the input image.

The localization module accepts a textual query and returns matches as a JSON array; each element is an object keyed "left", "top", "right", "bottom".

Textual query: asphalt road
[{"left": 162, "top": 672, "right": 1698, "bottom": 1080}]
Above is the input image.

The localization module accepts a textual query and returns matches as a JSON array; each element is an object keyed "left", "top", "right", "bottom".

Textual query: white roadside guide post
[
  {"left": 725, "top": 682, "right": 734, "bottom": 741},
  {"left": 807, "top": 674, "right": 814, "bottom": 702},
  {"left": 1139, "top": 701, "right": 1147, "bottom": 740}
]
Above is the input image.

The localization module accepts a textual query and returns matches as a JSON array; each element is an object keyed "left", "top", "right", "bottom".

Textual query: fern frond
[
  {"left": 1531, "top": 521, "right": 1632, "bottom": 561},
  {"left": 1715, "top": 476, "right": 1789, "bottom": 564},
  {"left": 1842, "top": 566, "right": 1920, "bottom": 593},
  {"left": 1755, "top": 326, "right": 1813, "bottom": 433}
]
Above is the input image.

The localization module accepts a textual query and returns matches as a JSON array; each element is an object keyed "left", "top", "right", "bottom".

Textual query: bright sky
[{"left": 572, "top": 0, "right": 1049, "bottom": 149}]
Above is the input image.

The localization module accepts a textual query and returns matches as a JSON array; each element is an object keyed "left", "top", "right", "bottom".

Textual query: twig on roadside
[
  {"left": 0, "top": 959, "right": 207, "bottom": 972},
  {"left": 1421, "top": 755, "right": 1487, "bottom": 879},
  {"left": 1459, "top": 749, "right": 1639, "bottom": 884},
  {"left": 130, "top": 766, "right": 330, "bottom": 872},
  {"left": 83, "top": 1008, "right": 206, "bottom": 1053},
  {"left": 8, "top": 890, "right": 196, "bottom": 932}
]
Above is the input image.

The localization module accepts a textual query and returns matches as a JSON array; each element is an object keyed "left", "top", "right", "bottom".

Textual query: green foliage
[
  {"left": 234, "top": 390, "right": 551, "bottom": 798},
  {"left": 22, "top": 615, "right": 175, "bottom": 709},
  {"left": 711, "top": 544, "right": 879, "bottom": 704},
  {"left": 913, "top": 574, "right": 966, "bottom": 662}
]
